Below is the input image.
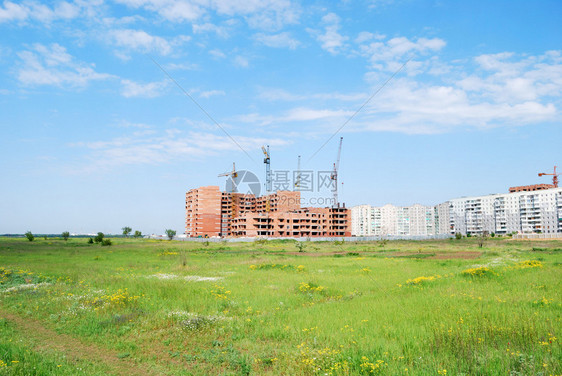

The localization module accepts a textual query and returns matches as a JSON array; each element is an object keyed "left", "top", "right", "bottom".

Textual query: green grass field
[{"left": 0, "top": 237, "right": 560, "bottom": 375}]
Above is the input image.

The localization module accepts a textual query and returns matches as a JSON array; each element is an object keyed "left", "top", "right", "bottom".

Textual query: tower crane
[
  {"left": 538, "top": 165, "right": 559, "bottom": 188},
  {"left": 295, "top": 155, "right": 301, "bottom": 190},
  {"left": 218, "top": 162, "right": 238, "bottom": 191},
  {"left": 218, "top": 162, "right": 239, "bottom": 219},
  {"left": 262, "top": 145, "right": 271, "bottom": 193},
  {"left": 330, "top": 137, "right": 343, "bottom": 207}
]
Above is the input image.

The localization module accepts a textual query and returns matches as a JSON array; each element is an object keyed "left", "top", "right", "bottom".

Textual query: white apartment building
[
  {"left": 351, "top": 203, "right": 449, "bottom": 237},
  {"left": 449, "top": 187, "right": 562, "bottom": 235},
  {"left": 352, "top": 187, "right": 562, "bottom": 237}
]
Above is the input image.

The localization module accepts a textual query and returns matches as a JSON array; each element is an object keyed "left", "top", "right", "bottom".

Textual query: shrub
[
  {"left": 25, "top": 231, "right": 34, "bottom": 242},
  {"left": 94, "top": 232, "right": 104, "bottom": 243},
  {"left": 455, "top": 233, "right": 462, "bottom": 240},
  {"left": 61, "top": 231, "right": 70, "bottom": 241},
  {"left": 101, "top": 239, "right": 112, "bottom": 246},
  {"left": 87, "top": 237, "right": 94, "bottom": 244},
  {"left": 133, "top": 230, "right": 142, "bottom": 238},
  {"left": 296, "top": 241, "right": 307, "bottom": 253}
]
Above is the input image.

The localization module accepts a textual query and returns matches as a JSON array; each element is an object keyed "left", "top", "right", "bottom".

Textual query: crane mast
[
  {"left": 295, "top": 155, "right": 302, "bottom": 190},
  {"left": 262, "top": 145, "right": 271, "bottom": 194},
  {"left": 331, "top": 137, "right": 343, "bottom": 207}
]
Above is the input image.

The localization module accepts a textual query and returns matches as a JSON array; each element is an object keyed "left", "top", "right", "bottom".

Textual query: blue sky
[{"left": 0, "top": 0, "right": 560, "bottom": 234}]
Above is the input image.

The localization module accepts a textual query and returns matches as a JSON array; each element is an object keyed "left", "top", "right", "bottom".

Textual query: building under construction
[{"left": 185, "top": 186, "right": 351, "bottom": 238}]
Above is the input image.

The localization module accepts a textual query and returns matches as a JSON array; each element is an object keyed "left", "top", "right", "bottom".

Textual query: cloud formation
[
  {"left": 120, "top": 79, "right": 169, "bottom": 97},
  {"left": 71, "top": 129, "right": 290, "bottom": 171},
  {"left": 113, "top": 0, "right": 300, "bottom": 29},
  {"left": 254, "top": 32, "right": 300, "bottom": 49},
  {"left": 309, "top": 13, "right": 348, "bottom": 55},
  {"left": 17, "top": 43, "right": 113, "bottom": 87}
]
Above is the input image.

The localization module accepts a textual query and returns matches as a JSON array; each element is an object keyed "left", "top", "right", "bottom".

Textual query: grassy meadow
[{"left": 0, "top": 236, "right": 560, "bottom": 375}]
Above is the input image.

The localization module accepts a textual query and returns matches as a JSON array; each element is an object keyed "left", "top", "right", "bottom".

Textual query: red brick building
[
  {"left": 185, "top": 186, "right": 351, "bottom": 238},
  {"left": 509, "top": 184, "right": 555, "bottom": 193}
]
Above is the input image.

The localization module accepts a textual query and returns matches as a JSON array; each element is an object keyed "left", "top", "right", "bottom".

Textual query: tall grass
[{"left": 0, "top": 237, "right": 560, "bottom": 375}]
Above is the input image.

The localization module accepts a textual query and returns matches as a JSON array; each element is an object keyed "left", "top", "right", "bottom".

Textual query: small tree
[
  {"left": 25, "top": 231, "right": 34, "bottom": 242},
  {"left": 133, "top": 230, "right": 142, "bottom": 238},
  {"left": 478, "top": 231, "right": 489, "bottom": 248},
  {"left": 122, "top": 226, "right": 132, "bottom": 237},
  {"left": 455, "top": 232, "right": 462, "bottom": 240},
  {"left": 94, "top": 232, "right": 104, "bottom": 243},
  {"left": 296, "top": 241, "right": 307, "bottom": 253},
  {"left": 62, "top": 231, "right": 70, "bottom": 241},
  {"left": 165, "top": 229, "right": 176, "bottom": 240},
  {"left": 87, "top": 237, "right": 94, "bottom": 244}
]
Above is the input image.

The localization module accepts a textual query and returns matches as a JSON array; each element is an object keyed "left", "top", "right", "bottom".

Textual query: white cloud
[
  {"left": 209, "top": 49, "right": 226, "bottom": 59},
  {"left": 199, "top": 89, "right": 225, "bottom": 98},
  {"left": 309, "top": 12, "right": 348, "bottom": 55},
  {"left": 458, "top": 51, "right": 562, "bottom": 103},
  {"left": 192, "top": 22, "right": 229, "bottom": 38},
  {"left": 358, "top": 36, "right": 446, "bottom": 71},
  {"left": 254, "top": 32, "right": 300, "bottom": 49},
  {"left": 114, "top": 0, "right": 300, "bottom": 29},
  {"left": 0, "top": 0, "right": 84, "bottom": 24},
  {"left": 355, "top": 31, "right": 385, "bottom": 44},
  {"left": 120, "top": 79, "right": 168, "bottom": 98},
  {"left": 353, "top": 62, "right": 559, "bottom": 135},
  {"left": 236, "top": 107, "right": 353, "bottom": 127},
  {"left": 258, "top": 88, "right": 367, "bottom": 102},
  {"left": 114, "top": 0, "right": 203, "bottom": 22},
  {"left": 0, "top": 1, "right": 29, "bottom": 22},
  {"left": 233, "top": 55, "right": 249, "bottom": 68},
  {"left": 108, "top": 29, "right": 189, "bottom": 57},
  {"left": 242, "top": 51, "right": 561, "bottom": 135},
  {"left": 16, "top": 43, "right": 113, "bottom": 87},
  {"left": 70, "top": 129, "right": 290, "bottom": 171},
  {"left": 165, "top": 62, "right": 198, "bottom": 70}
]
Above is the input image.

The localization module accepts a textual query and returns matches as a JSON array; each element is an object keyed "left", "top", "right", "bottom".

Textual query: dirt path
[{"left": 0, "top": 308, "right": 157, "bottom": 376}]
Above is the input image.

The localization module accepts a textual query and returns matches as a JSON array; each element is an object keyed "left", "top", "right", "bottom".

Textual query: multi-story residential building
[
  {"left": 435, "top": 202, "right": 450, "bottom": 235},
  {"left": 351, "top": 187, "right": 562, "bottom": 237},
  {"left": 186, "top": 186, "right": 351, "bottom": 238},
  {"left": 448, "top": 187, "right": 562, "bottom": 235},
  {"left": 351, "top": 203, "right": 448, "bottom": 237}
]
